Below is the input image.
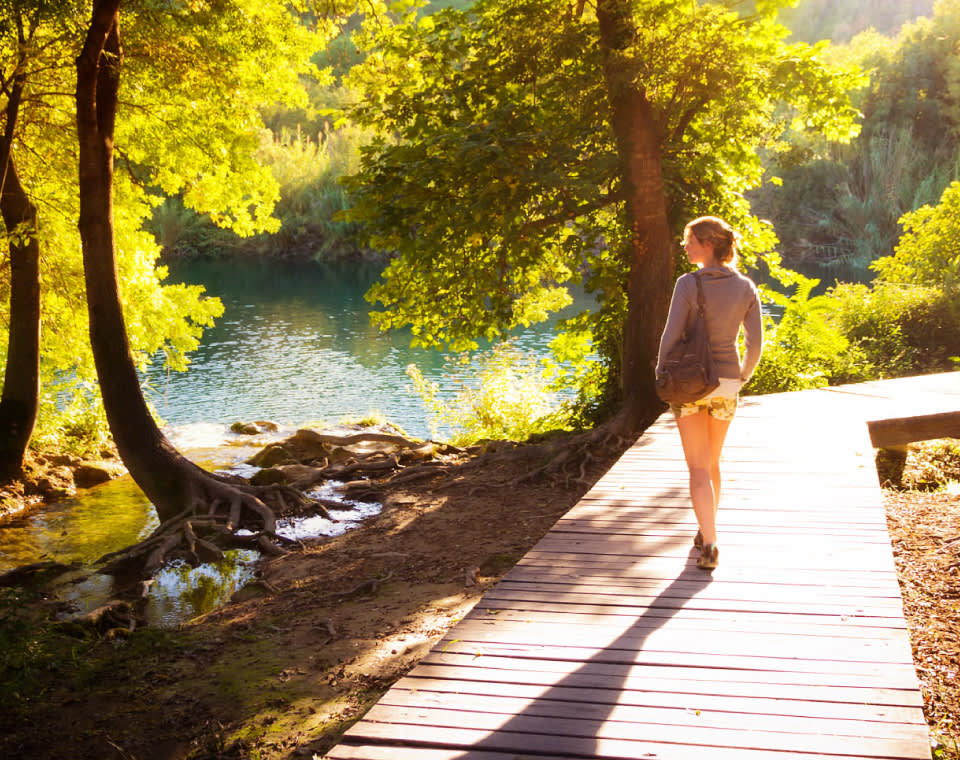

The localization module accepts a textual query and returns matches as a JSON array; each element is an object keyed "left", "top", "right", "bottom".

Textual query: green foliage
[
  {"left": 827, "top": 281, "right": 960, "bottom": 377},
  {"left": 343, "top": 0, "right": 860, "bottom": 415},
  {"left": 31, "top": 382, "right": 112, "bottom": 458},
  {"left": 873, "top": 180, "right": 960, "bottom": 289},
  {"left": 0, "top": 0, "right": 337, "bottom": 448},
  {"left": 407, "top": 341, "right": 567, "bottom": 445},
  {"left": 755, "top": 0, "right": 960, "bottom": 272},
  {"left": 152, "top": 122, "right": 372, "bottom": 260},
  {"left": 806, "top": 178, "right": 960, "bottom": 379},
  {"left": 902, "top": 439, "right": 960, "bottom": 491},
  {"left": 746, "top": 274, "right": 862, "bottom": 393}
]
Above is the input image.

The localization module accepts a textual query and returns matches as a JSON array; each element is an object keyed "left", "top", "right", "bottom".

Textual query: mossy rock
[
  {"left": 247, "top": 445, "right": 296, "bottom": 468},
  {"left": 250, "top": 467, "right": 287, "bottom": 486}
]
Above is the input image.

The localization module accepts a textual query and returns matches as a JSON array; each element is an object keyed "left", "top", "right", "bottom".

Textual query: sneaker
[
  {"left": 693, "top": 530, "right": 703, "bottom": 550},
  {"left": 696, "top": 543, "right": 719, "bottom": 570}
]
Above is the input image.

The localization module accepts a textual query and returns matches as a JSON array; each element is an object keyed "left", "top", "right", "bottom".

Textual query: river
[
  {"left": 141, "top": 257, "right": 584, "bottom": 440},
  {"left": 0, "top": 257, "right": 588, "bottom": 624}
]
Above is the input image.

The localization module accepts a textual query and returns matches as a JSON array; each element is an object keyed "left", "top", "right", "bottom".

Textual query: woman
[{"left": 656, "top": 216, "right": 763, "bottom": 570}]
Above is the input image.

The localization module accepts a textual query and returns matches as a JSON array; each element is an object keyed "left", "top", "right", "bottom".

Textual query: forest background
[{"left": 1, "top": 0, "right": 959, "bottom": 462}]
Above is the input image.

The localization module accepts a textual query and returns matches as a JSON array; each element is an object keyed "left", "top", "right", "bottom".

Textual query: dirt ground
[
  {"left": 1, "top": 440, "right": 959, "bottom": 760},
  {"left": 0, "top": 436, "right": 627, "bottom": 760},
  {"left": 886, "top": 487, "right": 960, "bottom": 759}
]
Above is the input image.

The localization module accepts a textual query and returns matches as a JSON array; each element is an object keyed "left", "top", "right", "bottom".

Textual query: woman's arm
[{"left": 739, "top": 286, "right": 764, "bottom": 382}]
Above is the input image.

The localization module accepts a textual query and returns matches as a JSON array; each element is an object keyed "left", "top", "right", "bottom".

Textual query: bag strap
[
  {"left": 693, "top": 270, "right": 708, "bottom": 322},
  {"left": 691, "top": 270, "right": 715, "bottom": 351}
]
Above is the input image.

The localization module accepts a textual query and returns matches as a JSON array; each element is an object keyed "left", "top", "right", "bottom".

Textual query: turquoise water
[
  {"left": 142, "top": 258, "right": 585, "bottom": 440},
  {"left": 1, "top": 258, "right": 587, "bottom": 624}
]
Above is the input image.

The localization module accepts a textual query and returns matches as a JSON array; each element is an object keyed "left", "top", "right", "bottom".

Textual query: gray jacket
[{"left": 656, "top": 266, "right": 764, "bottom": 383}]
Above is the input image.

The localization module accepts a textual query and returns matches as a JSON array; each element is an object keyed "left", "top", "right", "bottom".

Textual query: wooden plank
[
  {"left": 469, "top": 597, "right": 909, "bottom": 631},
  {"left": 412, "top": 654, "right": 925, "bottom": 702},
  {"left": 868, "top": 410, "right": 960, "bottom": 447},
  {"left": 326, "top": 746, "right": 595, "bottom": 760},
  {"left": 480, "top": 585, "right": 904, "bottom": 616},
  {"left": 463, "top": 607, "right": 909, "bottom": 640},
  {"left": 322, "top": 375, "right": 959, "bottom": 760},
  {"left": 443, "top": 619, "right": 914, "bottom": 663},
  {"left": 483, "top": 583, "right": 907, "bottom": 615},
  {"left": 390, "top": 678, "right": 925, "bottom": 723},
  {"left": 329, "top": 735, "right": 914, "bottom": 760},
  {"left": 495, "top": 573, "right": 905, "bottom": 602},
  {"left": 398, "top": 669, "right": 925, "bottom": 710},
  {"left": 346, "top": 706, "right": 931, "bottom": 759},
  {"left": 513, "top": 554, "right": 901, "bottom": 584},
  {"left": 429, "top": 639, "right": 920, "bottom": 682},
  {"left": 375, "top": 689, "right": 925, "bottom": 738}
]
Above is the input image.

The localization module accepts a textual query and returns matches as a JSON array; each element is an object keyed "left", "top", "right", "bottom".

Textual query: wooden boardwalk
[{"left": 326, "top": 372, "right": 960, "bottom": 760}]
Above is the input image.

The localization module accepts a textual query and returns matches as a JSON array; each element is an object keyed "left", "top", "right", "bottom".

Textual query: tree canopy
[
  {"left": 752, "top": 0, "right": 960, "bottom": 270},
  {"left": 0, "top": 0, "right": 330, "bottom": 453},
  {"left": 342, "top": 0, "right": 861, "bottom": 421}
]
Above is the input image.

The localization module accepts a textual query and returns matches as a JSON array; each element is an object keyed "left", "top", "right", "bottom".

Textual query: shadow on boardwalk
[{"left": 458, "top": 516, "right": 714, "bottom": 758}]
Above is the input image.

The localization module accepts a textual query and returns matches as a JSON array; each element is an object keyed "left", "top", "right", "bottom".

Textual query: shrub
[
  {"left": 872, "top": 180, "right": 960, "bottom": 290},
  {"left": 828, "top": 281, "right": 960, "bottom": 377},
  {"left": 745, "top": 274, "right": 864, "bottom": 394},
  {"left": 407, "top": 341, "right": 567, "bottom": 446}
]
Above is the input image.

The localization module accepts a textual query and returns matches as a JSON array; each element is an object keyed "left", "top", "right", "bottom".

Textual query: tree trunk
[
  {"left": 75, "top": 3, "right": 304, "bottom": 577},
  {"left": 597, "top": 0, "right": 674, "bottom": 432},
  {"left": 74, "top": 2, "right": 230, "bottom": 519},
  {"left": 76, "top": 0, "right": 182, "bottom": 516},
  {"left": 0, "top": 71, "right": 41, "bottom": 482}
]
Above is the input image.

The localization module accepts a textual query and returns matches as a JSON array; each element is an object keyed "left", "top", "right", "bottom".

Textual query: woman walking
[{"left": 656, "top": 216, "right": 763, "bottom": 570}]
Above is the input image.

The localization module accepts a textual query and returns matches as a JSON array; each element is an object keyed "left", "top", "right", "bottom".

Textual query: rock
[
  {"left": 247, "top": 444, "right": 296, "bottom": 467},
  {"left": 73, "top": 461, "right": 126, "bottom": 488},
  {"left": 35, "top": 466, "right": 76, "bottom": 498},
  {"left": 232, "top": 420, "right": 281, "bottom": 435},
  {"left": 250, "top": 467, "right": 287, "bottom": 486},
  {"left": 274, "top": 464, "right": 324, "bottom": 490},
  {"left": 399, "top": 443, "right": 437, "bottom": 464}
]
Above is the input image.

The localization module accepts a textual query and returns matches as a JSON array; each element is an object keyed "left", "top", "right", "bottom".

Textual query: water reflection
[
  {"left": 143, "top": 550, "right": 259, "bottom": 628},
  {"left": 52, "top": 550, "right": 259, "bottom": 629},
  {"left": 0, "top": 433, "right": 390, "bottom": 628},
  {"left": 0, "top": 476, "right": 158, "bottom": 573}
]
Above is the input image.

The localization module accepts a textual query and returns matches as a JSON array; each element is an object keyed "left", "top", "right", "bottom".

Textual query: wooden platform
[{"left": 326, "top": 372, "right": 960, "bottom": 760}]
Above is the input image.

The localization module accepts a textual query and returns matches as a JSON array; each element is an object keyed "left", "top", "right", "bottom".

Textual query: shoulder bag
[{"left": 655, "top": 271, "right": 720, "bottom": 405}]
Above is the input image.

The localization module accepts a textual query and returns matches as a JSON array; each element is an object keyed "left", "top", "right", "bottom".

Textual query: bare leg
[
  {"left": 707, "top": 412, "right": 732, "bottom": 516},
  {"left": 676, "top": 409, "right": 733, "bottom": 545}
]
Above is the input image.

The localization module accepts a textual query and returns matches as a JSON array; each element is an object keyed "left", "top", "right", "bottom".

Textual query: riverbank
[
  {"left": 1, "top": 440, "right": 958, "bottom": 760},
  {"left": 0, "top": 450, "right": 126, "bottom": 521}
]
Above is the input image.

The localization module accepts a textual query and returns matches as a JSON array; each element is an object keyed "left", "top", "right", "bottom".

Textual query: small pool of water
[{"left": 1, "top": 424, "right": 385, "bottom": 628}]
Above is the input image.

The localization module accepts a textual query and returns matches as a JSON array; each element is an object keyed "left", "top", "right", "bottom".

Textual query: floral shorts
[{"left": 670, "top": 395, "right": 738, "bottom": 421}]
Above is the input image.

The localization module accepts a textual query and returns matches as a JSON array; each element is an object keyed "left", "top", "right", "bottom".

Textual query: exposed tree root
[
  {"left": 93, "top": 419, "right": 639, "bottom": 587},
  {"left": 324, "top": 570, "right": 396, "bottom": 602},
  {"left": 461, "top": 425, "right": 633, "bottom": 494},
  {"left": 62, "top": 599, "right": 139, "bottom": 640},
  {"left": 96, "top": 467, "right": 327, "bottom": 577}
]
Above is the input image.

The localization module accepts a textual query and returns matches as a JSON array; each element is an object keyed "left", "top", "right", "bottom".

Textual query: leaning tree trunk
[
  {"left": 75, "top": 0, "right": 302, "bottom": 576},
  {"left": 597, "top": 0, "right": 675, "bottom": 433},
  {"left": 0, "top": 75, "right": 41, "bottom": 483}
]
